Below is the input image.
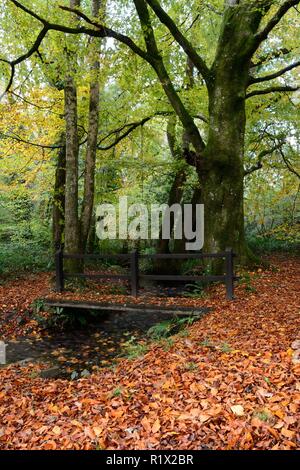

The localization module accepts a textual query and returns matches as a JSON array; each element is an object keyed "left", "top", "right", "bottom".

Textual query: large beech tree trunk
[
  {"left": 133, "top": 0, "right": 278, "bottom": 268},
  {"left": 198, "top": 3, "right": 263, "bottom": 263}
]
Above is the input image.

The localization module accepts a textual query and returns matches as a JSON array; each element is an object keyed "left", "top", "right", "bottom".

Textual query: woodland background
[{"left": 0, "top": 0, "right": 299, "bottom": 275}]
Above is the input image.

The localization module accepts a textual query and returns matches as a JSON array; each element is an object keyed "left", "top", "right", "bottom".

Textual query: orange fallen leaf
[
  {"left": 152, "top": 419, "right": 161, "bottom": 434},
  {"left": 52, "top": 426, "right": 61, "bottom": 436},
  {"left": 281, "top": 428, "right": 295, "bottom": 439},
  {"left": 230, "top": 405, "right": 245, "bottom": 416}
]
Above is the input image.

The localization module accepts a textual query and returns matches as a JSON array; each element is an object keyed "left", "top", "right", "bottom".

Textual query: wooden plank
[
  {"left": 63, "top": 253, "right": 130, "bottom": 260},
  {"left": 139, "top": 253, "right": 226, "bottom": 260},
  {"left": 44, "top": 299, "right": 211, "bottom": 316},
  {"left": 139, "top": 274, "right": 226, "bottom": 282},
  {"left": 130, "top": 250, "right": 139, "bottom": 297},
  {"left": 64, "top": 273, "right": 130, "bottom": 280}
]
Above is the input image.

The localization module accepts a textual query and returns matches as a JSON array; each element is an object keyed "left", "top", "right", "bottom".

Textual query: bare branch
[
  {"left": 249, "top": 60, "right": 300, "bottom": 84},
  {"left": 246, "top": 85, "right": 299, "bottom": 98},
  {"left": 59, "top": 5, "right": 100, "bottom": 28},
  {"left": 9, "top": 91, "right": 63, "bottom": 115}
]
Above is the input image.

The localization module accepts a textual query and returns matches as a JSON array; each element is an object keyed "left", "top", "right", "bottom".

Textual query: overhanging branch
[
  {"left": 251, "top": 0, "right": 300, "bottom": 54},
  {"left": 244, "top": 143, "right": 283, "bottom": 176},
  {"left": 1, "top": 0, "right": 151, "bottom": 99},
  {"left": 279, "top": 147, "right": 300, "bottom": 179},
  {"left": 246, "top": 85, "right": 299, "bottom": 98},
  {"left": 97, "top": 112, "right": 172, "bottom": 150},
  {"left": 145, "top": 0, "right": 211, "bottom": 84},
  {"left": 249, "top": 60, "right": 300, "bottom": 84}
]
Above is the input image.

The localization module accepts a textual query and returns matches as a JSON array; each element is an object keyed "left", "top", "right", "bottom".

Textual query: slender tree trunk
[
  {"left": 80, "top": 0, "right": 102, "bottom": 252},
  {"left": 64, "top": 75, "right": 80, "bottom": 263},
  {"left": 157, "top": 115, "right": 187, "bottom": 255},
  {"left": 52, "top": 133, "right": 66, "bottom": 250},
  {"left": 64, "top": 0, "right": 81, "bottom": 272}
]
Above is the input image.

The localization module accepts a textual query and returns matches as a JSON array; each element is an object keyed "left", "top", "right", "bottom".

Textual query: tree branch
[
  {"left": 0, "top": 130, "right": 87, "bottom": 149},
  {"left": 249, "top": 60, "right": 300, "bottom": 84},
  {"left": 252, "top": 0, "right": 300, "bottom": 53},
  {"left": 1, "top": 0, "right": 151, "bottom": 99},
  {"left": 246, "top": 85, "right": 299, "bottom": 98},
  {"left": 97, "top": 112, "right": 172, "bottom": 150},
  {"left": 133, "top": 0, "right": 205, "bottom": 156},
  {"left": 251, "top": 47, "right": 292, "bottom": 67},
  {"left": 279, "top": 147, "right": 300, "bottom": 179},
  {"left": 58, "top": 5, "right": 151, "bottom": 62},
  {"left": 244, "top": 143, "right": 283, "bottom": 176},
  {"left": 0, "top": 131, "right": 63, "bottom": 149},
  {"left": 145, "top": 0, "right": 211, "bottom": 84}
]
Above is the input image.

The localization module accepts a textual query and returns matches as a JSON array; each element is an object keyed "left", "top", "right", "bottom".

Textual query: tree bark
[
  {"left": 64, "top": 0, "right": 81, "bottom": 272},
  {"left": 156, "top": 115, "right": 187, "bottom": 255},
  {"left": 52, "top": 133, "right": 66, "bottom": 250},
  {"left": 80, "top": 0, "right": 102, "bottom": 252},
  {"left": 198, "top": 3, "right": 265, "bottom": 264}
]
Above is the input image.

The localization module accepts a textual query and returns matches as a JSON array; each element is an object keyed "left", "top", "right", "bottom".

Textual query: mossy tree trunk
[
  {"left": 52, "top": 133, "right": 66, "bottom": 250},
  {"left": 198, "top": 2, "right": 266, "bottom": 263},
  {"left": 134, "top": 0, "right": 278, "bottom": 266}
]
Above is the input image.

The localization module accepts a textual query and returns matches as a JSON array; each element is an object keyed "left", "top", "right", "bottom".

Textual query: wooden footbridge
[{"left": 45, "top": 248, "right": 236, "bottom": 316}]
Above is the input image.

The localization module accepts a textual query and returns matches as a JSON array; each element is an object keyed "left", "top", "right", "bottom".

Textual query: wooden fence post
[
  {"left": 225, "top": 247, "right": 234, "bottom": 300},
  {"left": 131, "top": 250, "right": 139, "bottom": 297},
  {"left": 55, "top": 248, "right": 64, "bottom": 292}
]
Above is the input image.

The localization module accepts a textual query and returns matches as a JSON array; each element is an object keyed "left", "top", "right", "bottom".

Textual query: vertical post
[
  {"left": 55, "top": 248, "right": 64, "bottom": 292},
  {"left": 225, "top": 247, "right": 234, "bottom": 300},
  {"left": 131, "top": 250, "right": 139, "bottom": 297}
]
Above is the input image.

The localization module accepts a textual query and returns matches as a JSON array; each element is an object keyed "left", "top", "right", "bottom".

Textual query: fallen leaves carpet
[{"left": 0, "top": 255, "right": 299, "bottom": 449}]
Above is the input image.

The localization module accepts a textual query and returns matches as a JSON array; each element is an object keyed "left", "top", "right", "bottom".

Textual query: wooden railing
[{"left": 55, "top": 248, "right": 236, "bottom": 299}]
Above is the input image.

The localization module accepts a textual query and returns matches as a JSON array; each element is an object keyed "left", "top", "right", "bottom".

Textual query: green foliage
[
  {"left": 220, "top": 342, "right": 232, "bottom": 353},
  {"left": 254, "top": 410, "right": 272, "bottom": 423},
  {"left": 237, "top": 272, "right": 257, "bottom": 293},
  {"left": 122, "top": 336, "right": 148, "bottom": 360},
  {"left": 184, "top": 361, "right": 198, "bottom": 371},
  {"left": 247, "top": 221, "right": 300, "bottom": 253},
  {"left": 147, "top": 315, "right": 199, "bottom": 341},
  {"left": 147, "top": 320, "right": 174, "bottom": 340},
  {"left": 111, "top": 387, "right": 123, "bottom": 397},
  {"left": 0, "top": 241, "right": 52, "bottom": 275},
  {"left": 182, "top": 281, "right": 207, "bottom": 299},
  {"left": 0, "top": 191, "right": 52, "bottom": 275},
  {"left": 37, "top": 306, "right": 99, "bottom": 330}
]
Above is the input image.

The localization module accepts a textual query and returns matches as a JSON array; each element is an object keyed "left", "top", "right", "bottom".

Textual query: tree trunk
[
  {"left": 64, "top": 0, "right": 81, "bottom": 272},
  {"left": 198, "top": 4, "right": 264, "bottom": 266},
  {"left": 52, "top": 133, "right": 66, "bottom": 250},
  {"left": 156, "top": 115, "right": 187, "bottom": 255},
  {"left": 80, "top": 0, "right": 102, "bottom": 252}
]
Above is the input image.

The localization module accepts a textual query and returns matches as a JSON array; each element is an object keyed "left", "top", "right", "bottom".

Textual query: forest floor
[{"left": 0, "top": 253, "right": 299, "bottom": 450}]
